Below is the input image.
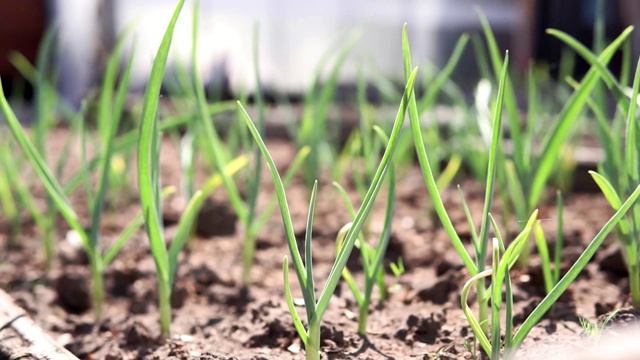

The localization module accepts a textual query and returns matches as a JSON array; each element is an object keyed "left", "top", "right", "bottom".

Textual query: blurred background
[{"left": 0, "top": 0, "right": 638, "bottom": 106}]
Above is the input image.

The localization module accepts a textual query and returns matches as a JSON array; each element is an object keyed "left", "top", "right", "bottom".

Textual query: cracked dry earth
[{"left": 0, "top": 132, "right": 637, "bottom": 359}]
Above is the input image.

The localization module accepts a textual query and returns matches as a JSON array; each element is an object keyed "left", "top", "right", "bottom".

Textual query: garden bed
[
  {"left": 2, "top": 2, "right": 639, "bottom": 358},
  {"left": 0, "top": 129, "right": 633, "bottom": 359}
]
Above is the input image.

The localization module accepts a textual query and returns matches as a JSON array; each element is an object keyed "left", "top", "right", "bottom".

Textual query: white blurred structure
[
  {"left": 50, "top": 0, "right": 101, "bottom": 106},
  {"left": 519, "top": 324, "right": 640, "bottom": 360},
  {"left": 55, "top": 0, "right": 518, "bottom": 98}
]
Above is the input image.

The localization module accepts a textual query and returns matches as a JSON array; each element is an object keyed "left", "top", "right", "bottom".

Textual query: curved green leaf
[
  {"left": 283, "top": 256, "right": 309, "bottom": 346},
  {"left": 589, "top": 171, "right": 623, "bottom": 209}
]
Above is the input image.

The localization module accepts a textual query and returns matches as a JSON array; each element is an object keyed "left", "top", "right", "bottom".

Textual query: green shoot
[
  {"left": 389, "top": 257, "right": 405, "bottom": 293},
  {"left": 403, "top": 24, "right": 477, "bottom": 275},
  {"left": 534, "top": 222, "right": 554, "bottom": 294},
  {"left": 555, "top": 33, "right": 640, "bottom": 306},
  {"left": 26, "top": 26, "right": 62, "bottom": 268},
  {"left": 331, "top": 66, "right": 383, "bottom": 197},
  {"left": 533, "top": 191, "right": 565, "bottom": 295},
  {"left": 169, "top": 59, "right": 198, "bottom": 202},
  {"left": 136, "top": 0, "right": 184, "bottom": 336},
  {"left": 333, "top": 126, "right": 396, "bottom": 334},
  {"left": 136, "top": 0, "right": 252, "bottom": 337},
  {"left": 0, "top": 139, "right": 50, "bottom": 252},
  {"left": 462, "top": 185, "right": 640, "bottom": 358},
  {"left": 461, "top": 186, "right": 640, "bottom": 359},
  {"left": 62, "top": 101, "right": 237, "bottom": 197},
  {"left": 0, "top": 140, "right": 19, "bottom": 242},
  {"left": 238, "top": 63, "right": 418, "bottom": 359},
  {"left": 189, "top": 3, "right": 302, "bottom": 284},
  {"left": 404, "top": 22, "right": 509, "bottom": 334},
  {"left": 476, "top": 10, "right": 633, "bottom": 268},
  {"left": 462, "top": 210, "right": 539, "bottom": 358},
  {"left": 0, "top": 23, "right": 141, "bottom": 318},
  {"left": 554, "top": 191, "right": 564, "bottom": 284}
]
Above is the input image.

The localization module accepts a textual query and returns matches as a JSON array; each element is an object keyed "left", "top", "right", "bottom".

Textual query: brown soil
[{"left": 0, "top": 127, "right": 633, "bottom": 359}]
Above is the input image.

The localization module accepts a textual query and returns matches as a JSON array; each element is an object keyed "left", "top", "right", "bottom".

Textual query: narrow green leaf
[
  {"left": 303, "top": 181, "right": 318, "bottom": 322},
  {"left": 403, "top": 23, "right": 476, "bottom": 274},
  {"left": 547, "top": 28, "right": 631, "bottom": 114},
  {"left": 554, "top": 191, "right": 564, "bottom": 283},
  {"left": 436, "top": 155, "right": 462, "bottom": 191},
  {"left": 91, "top": 32, "right": 136, "bottom": 245},
  {"left": 491, "top": 237, "right": 501, "bottom": 360},
  {"left": 168, "top": 156, "right": 248, "bottom": 284},
  {"left": 238, "top": 102, "right": 309, "bottom": 300},
  {"left": 625, "top": 57, "right": 640, "bottom": 183},
  {"left": 103, "top": 187, "right": 176, "bottom": 267},
  {"left": 0, "top": 77, "right": 91, "bottom": 258},
  {"left": 503, "top": 210, "right": 538, "bottom": 270},
  {"left": 589, "top": 171, "right": 623, "bottom": 209},
  {"left": 534, "top": 223, "right": 554, "bottom": 294},
  {"left": 249, "top": 146, "right": 310, "bottom": 235},
  {"left": 0, "top": 146, "right": 18, "bottom": 235},
  {"left": 476, "top": 9, "right": 523, "bottom": 174},
  {"left": 505, "top": 160, "right": 527, "bottom": 221},
  {"left": 246, "top": 21, "right": 265, "bottom": 235},
  {"left": 137, "top": 0, "right": 185, "bottom": 284},
  {"left": 590, "top": 172, "right": 631, "bottom": 236},
  {"left": 458, "top": 186, "right": 479, "bottom": 254},
  {"left": 530, "top": 26, "right": 633, "bottom": 207},
  {"left": 283, "top": 256, "right": 309, "bottom": 346},
  {"left": 0, "top": 147, "right": 46, "bottom": 230},
  {"left": 192, "top": 0, "right": 247, "bottom": 224},
  {"left": 461, "top": 269, "right": 493, "bottom": 354},
  {"left": 524, "top": 64, "right": 537, "bottom": 173},
  {"left": 335, "top": 223, "right": 363, "bottom": 306},
  {"left": 369, "top": 126, "right": 397, "bottom": 281},
  {"left": 299, "top": 30, "right": 361, "bottom": 186},
  {"left": 79, "top": 109, "right": 94, "bottom": 213},
  {"left": 488, "top": 213, "right": 504, "bottom": 252},
  {"left": 478, "top": 50, "right": 510, "bottom": 274},
  {"left": 418, "top": 34, "right": 469, "bottom": 112},
  {"left": 313, "top": 67, "right": 419, "bottom": 321},
  {"left": 470, "top": 33, "right": 492, "bottom": 81},
  {"left": 63, "top": 102, "right": 236, "bottom": 195}
]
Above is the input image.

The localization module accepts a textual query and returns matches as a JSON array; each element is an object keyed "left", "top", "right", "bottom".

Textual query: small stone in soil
[
  {"left": 195, "top": 198, "right": 238, "bottom": 237},
  {"left": 122, "top": 321, "right": 155, "bottom": 347},
  {"left": 412, "top": 273, "right": 457, "bottom": 305},
  {"left": 321, "top": 325, "right": 345, "bottom": 347},
  {"left": 598, "top": 243, "right": 627, "bottom": 275},
  {"left": 398, "top": 313, "right": 445, "bottom": 345},
  {"left": 107, "top": 265, "right": 142, "bottom": 297},
  {"left": 193, "top": 264, "right": 222, "bottom": 286},
  {"left": 74, "top": 322, "right": 94, "bottom": 335},
  {"left": 435, "top": 251, "right": 464, "bottom": 276},
  {"left": 599, "top": 306, "right": 640, "bottom": 328},
  {"left": 128, "top": 279, "right": 150, "bottom": 314},
  {"left": 171, "top": 282, "right": 189, "bottom": 308},
  {"left": 55, "top": 267, "right": 91, "bottom": 314},
  {"left": 247, "top": 318, "right": 295, "bottom": 349},
  {"left": 595, "top": 301, "right": 615, "bottom": 317}
]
